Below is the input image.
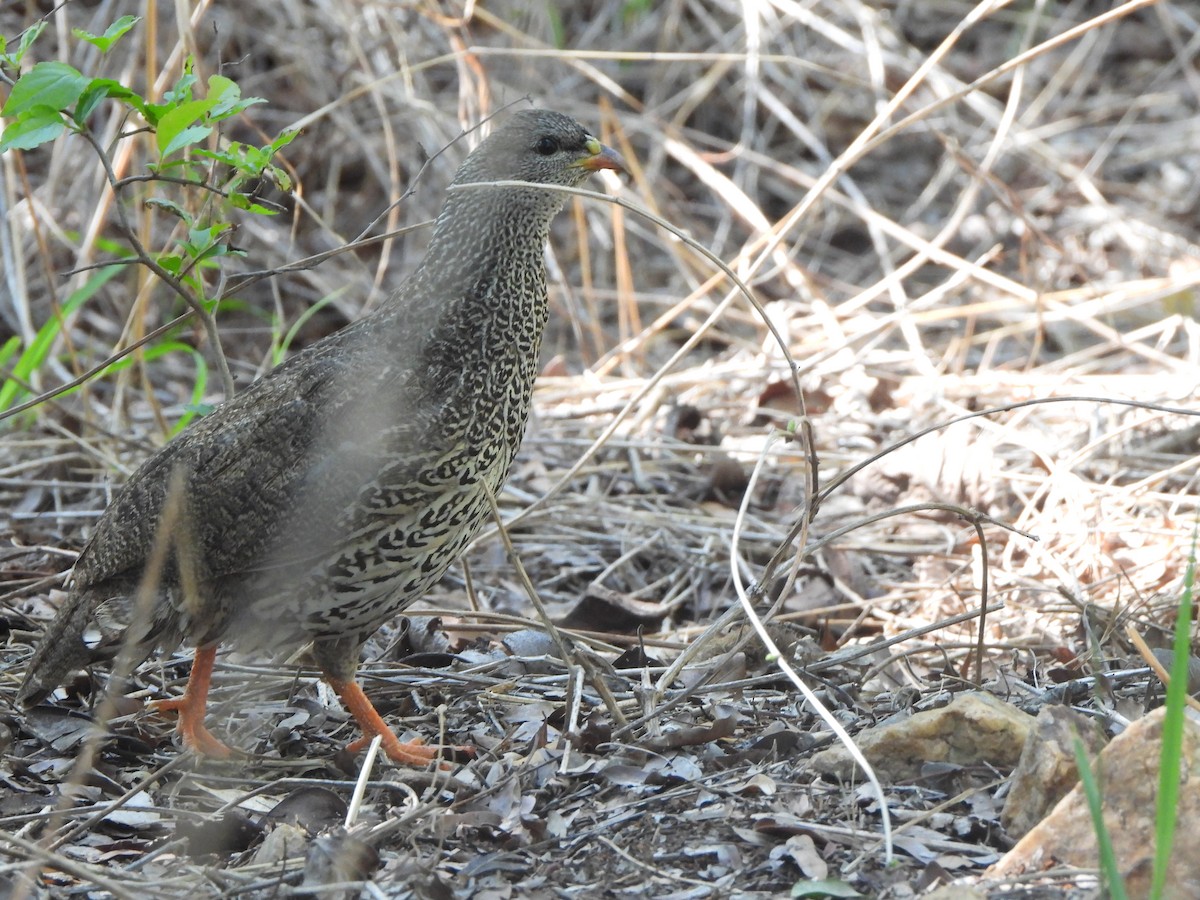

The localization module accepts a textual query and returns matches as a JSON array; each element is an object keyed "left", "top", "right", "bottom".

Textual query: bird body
[{"left": 18, "top": 109, "right": 625, "bottom": 762}]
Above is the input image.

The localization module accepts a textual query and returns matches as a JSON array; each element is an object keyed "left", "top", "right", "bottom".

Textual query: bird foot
[
  {"left": 345, "top": 731, "right": 474, "bottom": 766},
  {"left": 145, "top": 645, "right": 234, "bottom": 758},
  {"left": 148, "top": 696, "right": 235, "bottom": 759},
  {"left": 326, "top": 676, "right": 474, "bottom": 767}
]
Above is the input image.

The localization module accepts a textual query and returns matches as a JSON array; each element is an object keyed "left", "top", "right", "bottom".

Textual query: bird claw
[
  {"left": 345, "top": 732, "right": 474, "bottom": 767},
  {"left": 148, "top": 697, "right": 235, "bottom": 759},
  {"left": 326, "top": 676, "right": 473, "bottom": 767}
]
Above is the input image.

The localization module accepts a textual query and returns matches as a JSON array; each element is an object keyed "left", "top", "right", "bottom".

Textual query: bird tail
[{"left": 16, "top": 589, "right": 96, "bottom": 708}]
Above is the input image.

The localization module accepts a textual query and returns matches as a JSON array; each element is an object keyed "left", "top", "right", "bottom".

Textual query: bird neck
[
  {"left": 414, "top": 187, "right": 559, "bottom": 291},
  {"left": 396, "top": 188, "right": 559, "bottom": 414}
]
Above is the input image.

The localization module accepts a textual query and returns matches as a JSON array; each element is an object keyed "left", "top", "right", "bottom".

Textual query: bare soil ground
[{"left": 2, "top": 1, "right": 1198, "bottom": 897}]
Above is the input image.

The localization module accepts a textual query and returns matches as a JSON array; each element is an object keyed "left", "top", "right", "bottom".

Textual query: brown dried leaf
[{"left": 266, "top": 786, "right": 348, "bottom": 833}]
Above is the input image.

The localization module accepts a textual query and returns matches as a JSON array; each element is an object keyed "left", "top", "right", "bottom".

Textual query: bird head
[{"left": 451, "top": 108, "right": 626, "bottom": 190}]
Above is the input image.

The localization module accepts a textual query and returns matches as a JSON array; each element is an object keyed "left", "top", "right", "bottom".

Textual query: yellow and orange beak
[{"left": 576, "top": 136, "right": 627, "bottom": 174}]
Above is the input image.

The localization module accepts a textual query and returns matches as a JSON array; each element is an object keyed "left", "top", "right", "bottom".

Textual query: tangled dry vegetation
[{"left": 2, "top": 0, "right": 1199, "bottom": 897}]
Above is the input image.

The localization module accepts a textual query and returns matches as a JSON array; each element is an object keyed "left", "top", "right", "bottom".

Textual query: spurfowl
[{"left": 17, "top": 108, "right": 626, "bottom": 764}]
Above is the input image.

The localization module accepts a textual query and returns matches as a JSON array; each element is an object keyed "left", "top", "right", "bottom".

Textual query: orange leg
[
  {"left": 148, "top": 644, "right": 234, "bottom": 758},
  {"left": 326, "top": 677, "right": 472, "bottom": 766}
]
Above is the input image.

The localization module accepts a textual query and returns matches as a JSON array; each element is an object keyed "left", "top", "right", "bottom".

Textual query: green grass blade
[
  {"left": 272, "top": 291, "right": 342, "bottom": 366},
  {"left": 0, "top": 335, "right": 21, "bottom": 371},
  {"left": 1151, "top": 530, "right": 1197, "bottom": 898},
  {"left": 0, "top": 264, "right": 123, "bottom": 414},
  {"left": 172, "top": 351, "right": 208, "bottom": 434},
  {"left": 1073, "top": 732, "right": 1128, "bottom": 900}
]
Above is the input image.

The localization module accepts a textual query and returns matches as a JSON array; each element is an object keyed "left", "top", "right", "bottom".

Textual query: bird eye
[{"left": 534, "top": 136, "right": 558, "bottom": 156}]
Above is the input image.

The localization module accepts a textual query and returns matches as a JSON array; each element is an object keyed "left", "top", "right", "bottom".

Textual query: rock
[
  {"left": 990, "top": 707, "right": 1200, "bottom": 896},
  {"left": 809, "top": 692, "right": 1035, "bottom": 782},
  {"left": 1001, "top": 705, "right": 1108, "bottom": 838}
]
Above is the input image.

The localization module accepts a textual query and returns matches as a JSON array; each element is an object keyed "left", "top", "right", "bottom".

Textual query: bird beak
[{"left": 576, "top": 137, "right": 627, "bottom": 174}]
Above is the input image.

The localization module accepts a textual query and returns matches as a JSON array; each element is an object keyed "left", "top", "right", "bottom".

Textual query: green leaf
[
  {"left": 0, "top": 107, "right": 66, "bottom": 152},
  {"left": 144, "top": 197, "right": 192, "bottom": 223},
  {"left": 268, "top": 165, "right": 292, "bottom": 193},
  {"left": 156, "top": 255, "right": 185, "bottom": 275},
  {"left": 157, "top": 93, "right": 218, "bottom": 158},
  {"left": 0, "top": 22, "right": 47, "bottom": 68},
  {"left": 196, "top": 130, "right": 297, "bottom": 184},
  {"left": 162, "top": 62, "right": 198, "bottom": 105},
  {"left": 206, "top": 75, "right": 235, "bottom": 101},
  {"left": 74, "top": 83, "right": 107, "bottom": 124},
  {"left": 146, "top": 158, "right": 204, "bottom": 179},
  {"left": 203, "top": 74, "right": 266, "bottom": 120},
  {"left": 180, "top": 222, "right": 242, "bottom": 264},
  {"left": 205, "top": 75, "right": 242, "bottom": 118},
  {"left": 271, "top": 129, "right": 299, "bottom": 152},
  {"left": 183, "top": 223, "right": 224, "bottom": 255},
  {"left": 72, "top": 15, "right": 141, "bottom": 53},
  {"left": 2, "top": 61, "right": 88, "bottom": 116},
  {"left": 193, "top": 146, "right": 242, "bottom": 168},
  {"left": 140, "top": 102, "right": 169, "bottom": 128},
  {"left": 161, "top": 123, "right": 212, "bottom": 159},
  {"left": 228, "top": 194, "right": 278, "bottom": 215},
  {"left": 195, "top": 140, "right": 261, "bottom": 175},
  {"left": 75, "top": 78, "right": 148, "bottom": 124}
]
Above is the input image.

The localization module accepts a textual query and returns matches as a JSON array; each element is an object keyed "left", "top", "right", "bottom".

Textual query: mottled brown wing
[{"left": 71, "top": 318, "right": 433, "bottom": 592}]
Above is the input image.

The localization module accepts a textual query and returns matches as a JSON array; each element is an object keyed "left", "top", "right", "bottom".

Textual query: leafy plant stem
[{"left": 79, "top": 128, "right": 236, "bottom": 398}]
